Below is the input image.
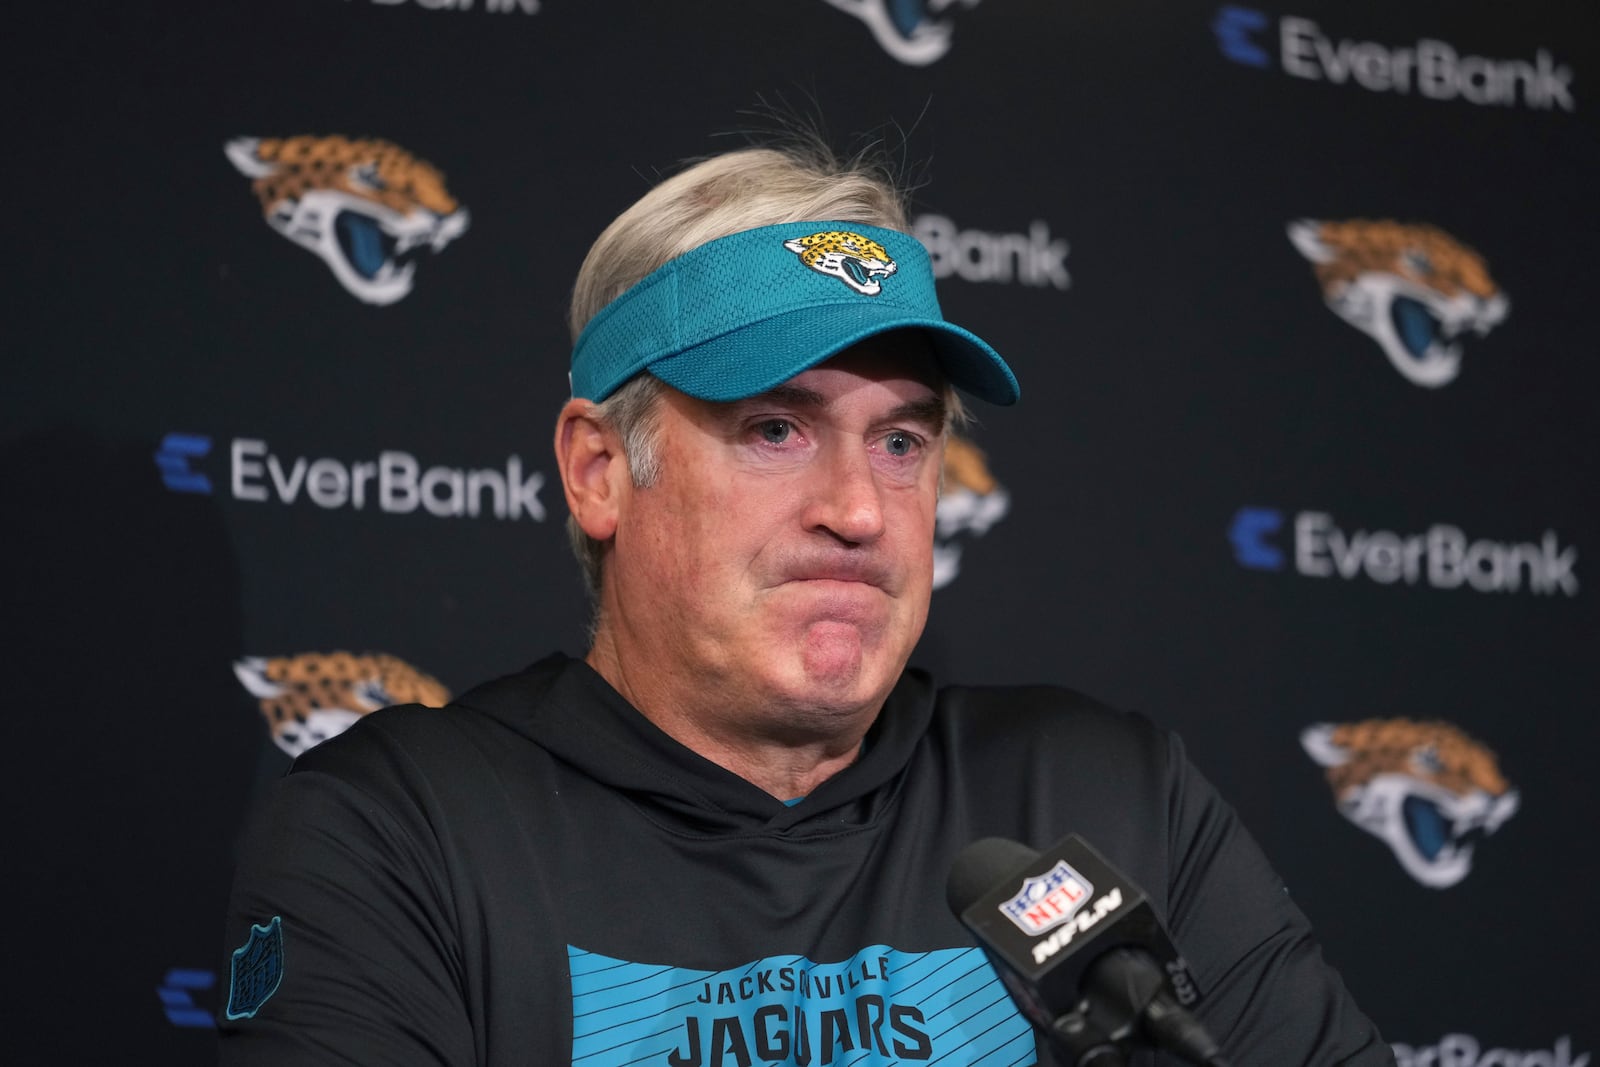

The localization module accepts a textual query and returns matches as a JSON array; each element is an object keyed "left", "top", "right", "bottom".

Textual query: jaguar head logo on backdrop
[
  {"left": 820, "top": 0, "right": 982, "bottom": 65},
  {"left": 1288, "top": 218, "right": 1509, "bottom": 388},
  {"left": 225, "top": 135, "right": 470, "bottom": 305},
  {"left": 1301, "top": 718, "right": 1519, "bottom": 888},
  {"left": 234, "top": 651, "right": 450, "bottom": 758},
  {"left": 934, "top": 435, "right": 1009, "bottom": 589}
]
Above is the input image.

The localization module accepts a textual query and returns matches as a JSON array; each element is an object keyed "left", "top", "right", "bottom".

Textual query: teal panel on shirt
[{"left": 568, "top": 942, "right": 1036, "bottom": 1066}]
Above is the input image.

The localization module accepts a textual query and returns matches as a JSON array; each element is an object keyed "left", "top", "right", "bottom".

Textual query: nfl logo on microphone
[{"left": 999, "top": 860, "right": 1096, "bottom": 936}]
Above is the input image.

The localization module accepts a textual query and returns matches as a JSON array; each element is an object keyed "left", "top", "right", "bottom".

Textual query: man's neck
[{"left": 584, "top": 633, "right": 876, "bottom": 802}]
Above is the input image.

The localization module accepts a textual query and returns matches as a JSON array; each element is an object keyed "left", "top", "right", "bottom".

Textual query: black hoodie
[{"left": 218, "top": 653, "right": 1390, "bottom": 1065}]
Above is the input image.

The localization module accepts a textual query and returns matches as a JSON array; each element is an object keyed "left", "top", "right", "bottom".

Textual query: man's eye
[
  {"left": 883, "top": 430, "right": 918, "bottom": 457},
  {"left": 757, "top": 419, "right": 792, "bottom": 445}
]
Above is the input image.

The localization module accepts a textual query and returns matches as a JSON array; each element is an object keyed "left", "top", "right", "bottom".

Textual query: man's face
[{"left": 601, "top": 332, "right": 947, "bottom": 737}]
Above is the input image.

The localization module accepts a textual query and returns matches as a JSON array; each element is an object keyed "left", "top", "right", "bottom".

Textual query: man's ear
[{"left": 554, "top": 398, "right": 625, "bottom": 541}]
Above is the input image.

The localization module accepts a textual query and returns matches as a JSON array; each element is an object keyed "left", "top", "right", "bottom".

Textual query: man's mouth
[{"left": 783, "top": 562, "right": 893, "bottom": 589}]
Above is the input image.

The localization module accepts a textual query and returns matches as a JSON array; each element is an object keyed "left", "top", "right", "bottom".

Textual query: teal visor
[{"left": 569, "top": 221, "right": 1019, "bottom": 405}]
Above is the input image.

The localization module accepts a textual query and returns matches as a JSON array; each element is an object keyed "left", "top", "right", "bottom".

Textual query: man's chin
[
  {"left": 747, "top": 603, "right": 923, "bottom": 715},
  {"left": 750, "top": 621, "right": 904, "bottom": 723},
  {"left": 800, "top": 620, "right": 867, "bottom": 683}
]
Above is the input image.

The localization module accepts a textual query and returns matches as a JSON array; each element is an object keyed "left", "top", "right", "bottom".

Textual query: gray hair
[{"left": 568, "top": 144, "right": 911, "bottom": 342}]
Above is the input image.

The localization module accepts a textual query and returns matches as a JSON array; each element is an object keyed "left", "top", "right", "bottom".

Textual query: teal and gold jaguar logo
[
  {"left": 1302, "top": 717, "right": 1518, "bottom": 888},
  {"left": 820, "top": 0, "right": 983, "bottom": 66},
  {"left": 234, "top": 650, "right": 450, "bottom": 758},
  {"left": 934, "top": 435, "right": 1009, "bottom": 590},
  {"left": 226, "top": 134, "right": 470, "bottom": 305},
  {"left": 784, "top": 230, "right": 898, "bottom": 295},
  {"left": 1288, "top": 218, "right": 1509, "bottom": 388}
]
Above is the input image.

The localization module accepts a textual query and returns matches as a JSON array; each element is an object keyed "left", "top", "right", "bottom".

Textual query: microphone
[{"left": 946, "top": 834, "right": 1228, "bottom": 1067}]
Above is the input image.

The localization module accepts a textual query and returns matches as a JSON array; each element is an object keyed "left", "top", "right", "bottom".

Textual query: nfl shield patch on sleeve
[{"left": 225, "top": 916, "right": 285, "bottom": 1020}]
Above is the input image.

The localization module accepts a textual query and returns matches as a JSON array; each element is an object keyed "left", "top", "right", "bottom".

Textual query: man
[{"left": 219, "top": 144, "right": 1392, "bottom": 1065}]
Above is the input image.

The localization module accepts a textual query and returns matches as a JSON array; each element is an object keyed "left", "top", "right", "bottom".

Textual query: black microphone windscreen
[
  {"left": 945, "top": 833, "right": 1214, "bottom": 1065},
  {"left": 946, "top": 836, "right": 1040, "bottom": 917}
]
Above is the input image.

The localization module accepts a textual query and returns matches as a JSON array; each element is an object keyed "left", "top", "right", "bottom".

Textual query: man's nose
[{"left": 803, "top": 440, "right": 887, "bottom": 545}]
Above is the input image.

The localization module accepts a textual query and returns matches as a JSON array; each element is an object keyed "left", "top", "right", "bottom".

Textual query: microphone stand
[
  {"left": 1047, "top": 1009, "right": 1128, "bottom": 1066},
  {"left": 1041, "top": 948, "right": 1229, "bottom": 1067}
]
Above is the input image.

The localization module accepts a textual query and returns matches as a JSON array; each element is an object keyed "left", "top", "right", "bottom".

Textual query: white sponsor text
[
  {"left": 1393, "top": 1034, "right": 1589, "bottom": 1067},
  {"left": 913, "top": 214, "right": 1070, "bottom": 289},
  {"left": 1029, "top": 888, "right": 1122, "bottom": 965},
  {"left": 1279, "top": 17, "right": 1574, "bottom": 111},
  {"left": 1294, "top": 512, "right": 1577, "bottom": 596},
  {"left": 230, "top": 438, "right": 545, "bottom": 520}
]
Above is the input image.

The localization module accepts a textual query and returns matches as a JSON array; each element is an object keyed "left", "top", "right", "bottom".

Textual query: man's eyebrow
[
  {"left": 741, "top": 386, "right": 947, "bottom": 429},
  {"left": 884, "top": 395, "right": 948, "bottom": 430},
  {"left": 749, "top": 383, "right": 829, "bottom": 408}
]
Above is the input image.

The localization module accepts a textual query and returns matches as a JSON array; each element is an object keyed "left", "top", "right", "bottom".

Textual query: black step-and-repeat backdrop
[{"left": 11, "top": 1, "right": 1598, "bottom": 1063}]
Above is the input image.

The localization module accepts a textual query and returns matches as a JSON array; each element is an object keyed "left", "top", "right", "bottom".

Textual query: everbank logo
[
  {"left": 154, "top": 432, "right": 546, "bottom": 521},
  {"left": 1393, "top": 1034, "right": 1590, "bottom": 1067},
  {"left": 1212, "top": 7, "right": 1576, "bottom": 112},
  {"left": 912, "top": 214, "right": 1070, "bottom": 290},
  {"left": 1228, "top": 507, "right": 1578, "bottom": 597}
]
